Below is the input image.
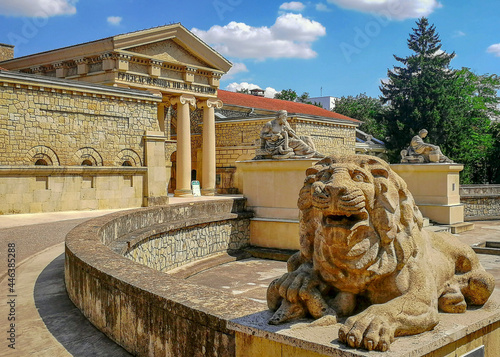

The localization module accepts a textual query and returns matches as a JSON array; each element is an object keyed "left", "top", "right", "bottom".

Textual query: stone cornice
[
  {"left": 115, "top": 49, "right": 226, "bottom": 78},
  {"left": 0, "top": 71, "right": 162, "bottom": 103}
]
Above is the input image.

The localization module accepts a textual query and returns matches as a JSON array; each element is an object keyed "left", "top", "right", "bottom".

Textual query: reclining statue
[
  {"left": 256, "top": 110, "right": 324, "bottom": 160},
  {"left": 267, "top": 154, "right": 493, "bottom": 352},
  {"left": 401, "top": 129, "right": 453, "bottom": 163}
]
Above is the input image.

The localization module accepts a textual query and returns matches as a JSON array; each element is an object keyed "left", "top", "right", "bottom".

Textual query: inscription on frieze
[{"left": 117, "top": 72, "right": 216, "bottom": 95}]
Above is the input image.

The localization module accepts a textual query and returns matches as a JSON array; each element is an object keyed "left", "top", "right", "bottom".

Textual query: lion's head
[{"left": 296, "top": 154, "right": 423, "bottom": 293}]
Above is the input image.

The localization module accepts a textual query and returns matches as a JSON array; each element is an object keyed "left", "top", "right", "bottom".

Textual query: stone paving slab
[{"left": 0, "top": 243, "right": 71, "bottom": 356}]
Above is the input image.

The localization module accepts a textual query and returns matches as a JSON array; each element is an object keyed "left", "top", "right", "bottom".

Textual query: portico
[{"left": 0, "top": 23, "right": 232, "bottom": 198}]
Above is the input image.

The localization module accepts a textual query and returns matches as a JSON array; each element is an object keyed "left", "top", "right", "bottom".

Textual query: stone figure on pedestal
[
  {"left": 401, "top": 129, "right": 453, "bottom": 163},
  {"left": 255, "top": 110, "right": 324, "bottom": 160}
]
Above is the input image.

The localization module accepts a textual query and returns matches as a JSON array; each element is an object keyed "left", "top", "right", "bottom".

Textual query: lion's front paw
[{"left": 338, "top": 310, "right": 395, "bottom": 351}]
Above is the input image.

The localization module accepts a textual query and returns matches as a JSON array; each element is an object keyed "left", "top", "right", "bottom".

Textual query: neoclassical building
[
  {"left": 1, "top": 23, "right": 230, "bottom": 199},
  {"left": 0, "top": 23, "right": 365, "bottom": 213}
]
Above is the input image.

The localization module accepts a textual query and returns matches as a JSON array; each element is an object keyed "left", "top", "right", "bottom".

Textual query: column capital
[
  {"left": 197, "top": 98, "right": 223, "bottom": 110},
  {"left": 168, "top": 94, "right": 196, "bottom": 108}
]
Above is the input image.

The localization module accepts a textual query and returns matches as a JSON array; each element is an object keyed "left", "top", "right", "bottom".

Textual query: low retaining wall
[
  {"left": 65, "top": 198, "right": 262, "bottom": 357},
  {"left": 0, "top": 166, "right": 146, "bottom": 214},
  {"left": 461, "top": 185, "right": 500, "bottom": 220}
]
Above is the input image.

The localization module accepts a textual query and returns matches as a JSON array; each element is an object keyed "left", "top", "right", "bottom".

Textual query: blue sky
[{"left": 0, "top": 0, "right": 498, "bottom": 99}]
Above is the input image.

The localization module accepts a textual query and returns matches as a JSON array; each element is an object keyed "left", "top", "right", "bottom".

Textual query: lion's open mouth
[{"left": 323, "top": 211, "right": 368, "bottom": 230}]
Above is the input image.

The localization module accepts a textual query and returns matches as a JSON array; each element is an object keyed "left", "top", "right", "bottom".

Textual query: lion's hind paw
[{"left": 338, "top": 313, "right": 395, "bottom": 352}]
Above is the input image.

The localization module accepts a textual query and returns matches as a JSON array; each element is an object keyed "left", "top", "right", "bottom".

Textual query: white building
[{"left": 308, "top": 96, "right": 338, "bottom": 110}]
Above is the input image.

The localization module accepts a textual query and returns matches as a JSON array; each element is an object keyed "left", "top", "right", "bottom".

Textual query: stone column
[
  {"left": 170, "top": 95, "right": 196, "bottom": 197},
  {"left": 198, "top": 99, "right": 223, "bottom": 196}
]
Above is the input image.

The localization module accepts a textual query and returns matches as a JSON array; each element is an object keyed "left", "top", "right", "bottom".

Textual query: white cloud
[
  {"left": 487, "top": 43, "right": 500, "bottom": 57},
  {"left": 107, "top": 16, "right": 122, "bottom": 26},
  {"left": 326, "top": 0, "right": 442, "bottom": 20},
  {"left": 222, "top": 62, "right": 248, "bottom": 79},
  {"left": 225, "top": 82, "right": 278, "bottom": 98},
  {"left": 452, "top": 30, "right": 466, "bottom": 38},
  {"left": 192, "top": 13, "right": 326, "bottom": 60},
  {"left": 279, "top": 2, "right": 305, "bottom": 12},
  {"left": 264, "top": 87, "right": 279, "bottom": 98},
  {"left": 316, "top": 3, "right": 332, "bottom": 12},
  {"left": 0, "top": 0, "right": 77, "bottom": 17}
]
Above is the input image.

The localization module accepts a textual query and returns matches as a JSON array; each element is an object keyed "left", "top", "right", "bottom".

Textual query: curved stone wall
[{"left": 65, "top": 198, "right": 263, "bottom": 357}]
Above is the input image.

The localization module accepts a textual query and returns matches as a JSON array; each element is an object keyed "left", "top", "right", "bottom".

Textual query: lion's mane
[{"left": 295, "top": 155, "right": 425, "bottom": 286}]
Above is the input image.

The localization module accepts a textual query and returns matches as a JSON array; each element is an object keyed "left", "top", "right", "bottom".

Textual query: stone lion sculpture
[{"left": 267, "top": 154, "right": 494, "bottom": 352}]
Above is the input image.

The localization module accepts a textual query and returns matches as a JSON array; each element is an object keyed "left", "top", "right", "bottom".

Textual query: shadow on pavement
[{"left": 34, "top": 253, "right": 132, "bottom": 357}]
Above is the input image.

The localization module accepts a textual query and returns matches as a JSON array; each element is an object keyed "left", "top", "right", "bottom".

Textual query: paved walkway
[{"left": 0, "top": 202, "right": 499, "bottom": 356}]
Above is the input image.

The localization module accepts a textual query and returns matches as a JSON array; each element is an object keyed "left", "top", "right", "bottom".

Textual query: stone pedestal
[
  {"left": 392, "top": 163, "right": 464, "bottom": 225},
  {"left": 235, "top": 159, "right": 318, "bottom": 250},
  {"left": 143, "top": 131, "right": 169, "bottom": 206},
  {"left": 230, "top": 290, "right": 500, "bottom": 357}
]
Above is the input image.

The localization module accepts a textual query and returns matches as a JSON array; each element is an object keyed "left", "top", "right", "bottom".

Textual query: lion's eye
[
  {"left": 319, "top": 171, "right": 331, "bottom": 181},
  {"left": 352, "top": 171, "right": 368, "bottom": 182}
]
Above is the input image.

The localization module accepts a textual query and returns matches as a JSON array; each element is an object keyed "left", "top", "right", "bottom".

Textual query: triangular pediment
[
  {"left": 124, "top": 39, "right": 212, "bottom": 68},
  {"left": 113, "top": 24, "right": 231, "bottom": 73}
]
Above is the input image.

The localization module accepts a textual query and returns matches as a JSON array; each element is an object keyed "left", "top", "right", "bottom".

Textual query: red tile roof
[
  {"left": 0, "top": 66, "right": 8, "bottom": 71},
  {"left": 217, "top": 90, "right": 359, "bottom": 123}
]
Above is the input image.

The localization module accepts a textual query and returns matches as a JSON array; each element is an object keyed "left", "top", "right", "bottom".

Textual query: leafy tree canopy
[
  {"left": 275, "top": 88, "right": 298, "bottom": 102},
  {"left": 274, "top": 89, "right": 322, "bottom": 107},
  {"left": 334, "top": 93, "right": 388, "bottom": 140}
]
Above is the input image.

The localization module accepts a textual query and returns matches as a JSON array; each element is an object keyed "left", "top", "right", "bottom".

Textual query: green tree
[
  {"left": 275, "top": 89, "right": 323, "bottom": 107},
  {"left": 334, "top": 93, "right": 388, "bottom": 139},
  {"left": 488, "top": 122, "right": 500, "bottom": 183},
  {"left": 236, "top": 88, "right": 249, "bottom": 94},
  {"left": 380, "top": 17, "right": 456, "bottom": 158},
  {"left": 275, "top": 89, "right": 298, "bottom": 101},
  {"left": 452, "top": 69, "right": 500, "bottom": 183},
  {"left": 297, "top": 92, "right": 311, "bottom": 104}
]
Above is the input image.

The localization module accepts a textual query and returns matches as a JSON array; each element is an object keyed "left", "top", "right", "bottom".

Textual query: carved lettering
[{"left": 117, "top": 72, "right": 215, "bottom": 94}]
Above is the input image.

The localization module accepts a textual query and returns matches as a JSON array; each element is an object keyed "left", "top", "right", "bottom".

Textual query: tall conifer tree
[{"left": 380, "top": 17, "right": 456, "bottom": 155}]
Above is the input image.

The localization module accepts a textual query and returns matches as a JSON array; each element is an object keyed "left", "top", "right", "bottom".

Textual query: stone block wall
[
  {"left": 0, "top": 75, "right": 160, "bottom": 166},
  {"left": 0, "top": 44, "right": 14, "bottom": 61},
  {"left": 461, "top": 185, "right": 500, "bottom": 220},
  {"left": 215, "top": 119, "right": 357, "bottom": 158},
  {"left": 216, "top": 147, "right": 256, "bottom": 168},
  {"left": 216, "top": 120, "right": 264, "bottom": 147},
  {"left": 0, "top": 72, "right": 168, "bottom": 214},
  {"left": 0, "top": 167, "right": 146, "bottom": 214},
  {"left": 294, "top": 121, "right": 356, "bottom": 156},
  {"left": 125, "top": 219, "right": 250, "bottom": 271}
]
